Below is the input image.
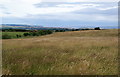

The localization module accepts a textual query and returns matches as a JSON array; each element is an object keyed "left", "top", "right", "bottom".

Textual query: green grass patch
[{"left": 2, "top": 32, "right": 28, "bottom": 39}]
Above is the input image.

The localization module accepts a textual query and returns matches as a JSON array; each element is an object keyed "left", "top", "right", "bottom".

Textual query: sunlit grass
[{"left": 2, "top": 29, "right": 118, "bottom": 75}]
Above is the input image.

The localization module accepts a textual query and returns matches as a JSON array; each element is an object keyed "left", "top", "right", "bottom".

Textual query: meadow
[
  {"left": 2, "top": 32, "right": 27, "bottom": 39},
  {"left": 2, "top": 29, "right": 118, "bottom": 75},
  {"left": 2, "top": 30, "right": 53, "bottom": 39}
]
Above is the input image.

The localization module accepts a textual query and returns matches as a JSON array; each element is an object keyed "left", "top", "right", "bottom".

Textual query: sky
[{"left": 0, "top": 0, "right": 119, "bottom": 28}]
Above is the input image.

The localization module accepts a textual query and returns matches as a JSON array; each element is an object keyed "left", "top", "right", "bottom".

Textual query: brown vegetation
[{"left": 2, "top": 29, "right": 118, "bottom": 75}]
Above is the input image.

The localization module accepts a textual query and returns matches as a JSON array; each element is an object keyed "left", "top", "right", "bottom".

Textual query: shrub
[
  {"left": 16, "top": 34, "right": 22, "bottom": 38},
  {"left": 30, "top": 32, "right": 39, "bottom": 36},
  {"left": 24, "top": 32, "right": 39, "bottom": 36},
  {"left": 46, "top": 30, "right": 53, "bottom": 34},
  {"left": 23, "top": 30, "right": 53, "bottom": 37},
  {"left": 23, "top": 33, "right": 31, "bottom": 36},
  {"left": 94, "top": 27, "right": 100, "bottom": 30},
  {"left": 38, "top": 30, "right": 53, "bottom": 35}
]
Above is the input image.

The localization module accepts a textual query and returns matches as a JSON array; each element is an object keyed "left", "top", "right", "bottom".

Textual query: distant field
[
  {"left": 2, "top": 29, "right": 118, "bottom": 75},
  {"left": 2, "top": 32, "right": 27, "bottom": 39}
]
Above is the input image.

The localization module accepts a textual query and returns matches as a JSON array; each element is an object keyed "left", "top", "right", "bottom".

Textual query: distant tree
[
  {"left": 75, "top": 29, "right": 80, "bottom": 31},
  {"left": 16, "top": 34, "right": 19, "bottom": 38},
  {"left": 55, "top": 30, "right": 65, "bottom": 32},
  {"left": 19, "top": 35, "right": 21, "bottom": 37},
  {"left": 16, "top": 34, "right": 22, "bottom": 38},
  {"left": 38, "top": 30, "right": 43, "bottom": 35},
  {"left": 23, "top": 33, "right": 30, "bottom": 36},
  {"left": 23, "top": 30, "right": 53, "bottom": 37},
  {"left": 46, "top": 30, "right": 53, "bottom": 34},
  {"left": 72, "top": 29, "right": 75, "bottom": 31},
  {"left": 32, "top": 32, "right": 39, "bottom": 36},
  {"left": 59, "top": 30, "right": 65, "bottom": 32},
  {"left": 55, "top": 30, "right": 59, "bottom": 32},
  {"left": 94, "top": 27, "right": 100, "bottom": 30}
]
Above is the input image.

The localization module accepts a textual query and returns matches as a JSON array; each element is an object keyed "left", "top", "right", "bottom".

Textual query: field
[
  {"left": 2, "top": 32, "right": 28, "bottom": 39},
  {"left": 2, "top": 29, "right": 118, "bottom": 75}
]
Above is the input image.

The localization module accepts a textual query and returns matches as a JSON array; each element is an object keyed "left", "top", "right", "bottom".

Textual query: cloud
[
  {"left": 40, "top": 0, "right": 119, "bottom": 2},
  {"left": 72, "top": 4, "right": 117, "bottom": 15},
  {"left": 56, "top": 3, "right": 101, "bottom": 8},
  {"left": 0, "top": 0, "right": 42, "bottom": 17},
  {"left": 24, "top": 12, "right": 117, "bottom": 23},
  {"left": 98, "top": 6, "right": 118, "bottom": 10},
  {"left": 0, "top": 0, "right": 118, "bottom": 28},
  {"left": 0, "top": 0, "right": 118, "bottom": 18}
]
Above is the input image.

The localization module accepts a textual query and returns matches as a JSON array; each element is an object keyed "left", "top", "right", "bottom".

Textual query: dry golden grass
[{"left": 2, "top": 29, "right": 118, "bottom": 75}]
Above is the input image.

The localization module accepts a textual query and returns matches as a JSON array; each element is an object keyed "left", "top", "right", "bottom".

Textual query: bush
[
  {"left": 94, "top": 27, "right": 100, "bottom": 30},
  {"left": 55, "top": 30, "right": 65, "bottom": 32},
  {"left": 2, "top": 34, "right": 12, "bottom": 39},
  {"left": 16, "top": 34, "right": 22, "bottom": 38},
  {"left": 23, "top": 33, "right": 31, "bottom": 36},
  {"left": 45, "top": 30, "right": 53, "bottom": 34},
  {"left": 38, "top": 30, "right": 45, "bottom": 35},
  {"left": 30, "top": 32, "right": 39, "bottom": 36},
  {"left": 23, "top": 30, "right": 53, "bottom": 37},
  {"left": 38, "top": 30, "right": 53, "bottom": 35}
]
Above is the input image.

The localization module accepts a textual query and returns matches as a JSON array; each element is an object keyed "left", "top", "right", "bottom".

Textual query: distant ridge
[
  {"left": 2, "top": 24, "right": 43, "bottom": 27},
  {"left": 1, "top": 24, "right": 74, "bottom": 30}
]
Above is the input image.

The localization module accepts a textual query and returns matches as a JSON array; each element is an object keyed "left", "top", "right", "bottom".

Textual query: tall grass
[{"left": 2, "top": 29, "right": 118, "bottom": 75}]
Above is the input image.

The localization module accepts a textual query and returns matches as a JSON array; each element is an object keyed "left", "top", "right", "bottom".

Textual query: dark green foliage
[
  {"left": 55, "top": 30, "right": 65, "bottom": 32},
  {"left": 94, "top": 27, "right": 100, "bottom": 30},
  {"left": 46, "top": 30, "right": 53, "bottom": 34},
  {"left": 23, "top": 33, "right": 31, "bottom": 36},
  {"left": 23, "top": 30, "right": 53, "bottom": 37},
  {"left": 2, "top": 27, "right": 101, "bottom": 39},
  {"left": 2, "top": 30, "right": 53, "bottom": 39},
  {"left": 16, "top": 34, "right": 22, "bottom": 38},
  {"left": 30, "top": 32, "right": 39, "bottom": 36},
  {"left": 38, "top": 30, "right": 46, "bottom": 35},
  {"left": 35, "top": 30, "right": 53, "bottom": 36},
  {"left": 2, "top": 34, "right": 12, "bottom": 39},
  {"left": 2, "top": 29, "right": 29, "bottom": 32}
]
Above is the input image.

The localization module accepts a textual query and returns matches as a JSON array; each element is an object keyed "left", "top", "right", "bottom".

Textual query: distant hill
[{"left": 1, "top": 24, "right": 73, "bottom": 31}]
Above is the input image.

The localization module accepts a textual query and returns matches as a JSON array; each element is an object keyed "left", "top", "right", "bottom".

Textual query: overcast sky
[{"left": 0, "top": 0, "right": 119, "bottom": 28}]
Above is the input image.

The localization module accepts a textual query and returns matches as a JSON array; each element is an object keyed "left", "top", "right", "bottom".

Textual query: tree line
[
  {"left": 2, "top": 30, "right": 53, "bottom": 39},
  {"left": 2, "top": 27, "right": 101, "bottom": 39}
]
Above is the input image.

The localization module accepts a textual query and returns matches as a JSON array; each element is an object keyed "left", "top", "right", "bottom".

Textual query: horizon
[
  {"left": 0, "top": 0, "right": 118, "bottom": 29},
  {"left": 1, "top": 23, "right": 118, "bottom": 29}
]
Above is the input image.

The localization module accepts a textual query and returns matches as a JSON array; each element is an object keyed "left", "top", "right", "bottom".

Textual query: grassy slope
[{"left": 2, "top": 29, "right": 118, "bottom": 75}]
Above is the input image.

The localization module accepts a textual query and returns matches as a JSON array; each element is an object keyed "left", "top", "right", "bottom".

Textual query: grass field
[
  {"left": 2, "top": 32, "right": 28, "bottom": 39},
  {"left": 2, "top": 29, "right": 118, "bottom": 75}
]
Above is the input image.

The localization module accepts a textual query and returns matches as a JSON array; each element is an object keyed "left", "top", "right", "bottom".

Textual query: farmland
[
  {"left": 2, "top": 29, "right": 118, "bottom": 75},
  {"left": 2, "top": 32, "right": 27, "bottom": 38}
]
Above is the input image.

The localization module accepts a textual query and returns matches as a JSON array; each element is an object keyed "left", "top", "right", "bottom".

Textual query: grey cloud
[
  {"left": 34, "top": 2, "right": 117, "bottom": 8},
  {"left": 73, "top": 7, "right": 117, "bottom": 15},
  {"left": 0, "top": 4, "right": 7, "bottom": 9},
  {"left": 34, "top": 2, "right": 64, "bottom": 8}
]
